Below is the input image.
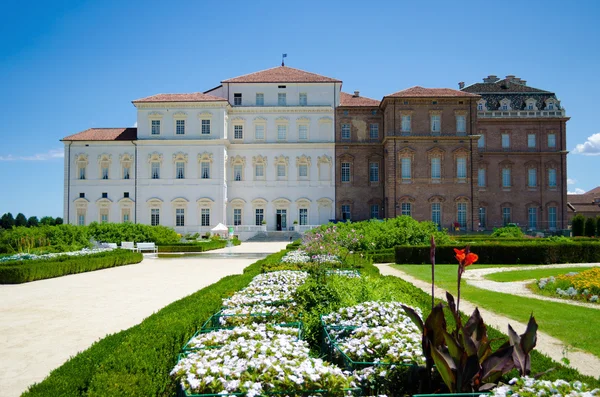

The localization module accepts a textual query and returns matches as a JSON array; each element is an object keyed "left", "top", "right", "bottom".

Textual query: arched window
[{"left": 98, "top": 154, "right": 112, "bottom": 180}]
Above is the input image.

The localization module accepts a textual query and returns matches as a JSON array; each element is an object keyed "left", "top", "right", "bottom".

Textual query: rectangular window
[
  {"left": 370, "top": 205, "right": 379, "bottom": 219},
  {"left": 431, "top": 203, "right": 441, "bottom": 226},
  {"left": 369, "top": 162, "right": 379, "bottom": 182},
  {"left": 151, "top": 208, "right": 160, "bottom": 226},
  {"left": 528, "top": 207, "right": 537, "bottom": 230},
  {"left": 234, "top": 93, "right": 242, "bottom": 106},
  {"left": 457, "top": 203, "right": 467, "bottom": 228},
  {"left": 233, "top": 208, "right": 242, "bottom": 226},
  {"left": 278, "top": 93, "right": 286, "bottom": 106},
  {"left": 299, "top": 208, "right": 308, "bottom": 225},
  {"left": 79, "top": 192, "right": 85, "bottom": 198},
  {"left": 456, "top": 115, "right": 466, "bottom": 134},
  {"left": 234, "top": 164, "right": 242, "bottom": 181},
  {"left": 298, "top": 164, "right": 308, "bottom": 178},
  {"left": 151, "top": 120, "right": 161, "bottom": 135},
  {"left": 176, "top": 162, "right": 185, "bottom": 179},
  {"left": 176, "top": 208, "right": 185, "bottom": 227},
  {"left": 255, "top": 164, "right": 264, "bottom": 178},
  {"left": 369, "top": 123, "right": 379, "bottom": 139},
  {"left": 401, "top": 157, "right": 411, "bottom": 180},
  {"left": 548, "top": 207, "right": 557, "bottom": 230},
  {"left": 122, "top": 209, "right": 130, "bottom": 223},
  {"left": 479, "top": 207, "right": 486, "bottom": 228},
  {"left": 341, "top": 205, "right": 351, "bottom": 220},
  {"left": 477, "top": 103, "right": 483, "bottom": 111},
  {"left": 548, "top": 133, "right": 556, "bottom": 148},
  {"left": 201, "top": 119, "right": 211, "bottom": 135},
  {"left": 457, "top": 157, "right": 467, "bottom": 179},
  {"left": 478, "top": 168, "right": 486, "bottom": 187},
  {"left": 255, "top": 93, "right": 264, "bottom": 106},
  {"left": 431, "top": 115, "right": 440, "bottom": 134},
  {"left": 528, "top": 168, "right": 537, "bottom": 188},
  {"left": 78, "top": 213, "right": 85, "bottom": 226},
  {"left": 341, "top": 162, "right": 350, "bottom": 182},
  {"left": 277, "top": 125, "right": 287, "bottom": 140},
  {"left": 255, "top": 208, "right": 264, "bottom": 226},
  {"left": 176, "top": 119, "right": 185, "bottom": 135},
  {"left": 100, "top": 209, "right": 108, "bottom": 224},
  {"left": 234, "top": 125, "right": 243, "bottom": 140},
  {"left": 299, "top": 93, "right": 307, "bottom": 106},
  {"left": 102, "top": 192, "right": 108, "bottom": 198},
  {"left": 201, "top": 162, "right": 210, "bottom": 179},
  {"left": 528, "top": 134, "right": 536, "bottom": 149},
  {"left": 401, "top": 202, "right": 412, "bottom": 217},
  {"left": 124, "top": 192, "right": 129, "bottom": 198},
  {"left": 502, "top": 134, "right": 510, "bottom": 149},
  {"left": 123, "top": 166, "right": 130, "bottom": 180},
  {"left": 298, "top": 125, "right": 308, "bottom": 140},
  {"left": 548, "top": 168, "right": 557, "bottom": 187},
  {"left": 502, "top": 168, "right": 511, "bottom": 188},
  {"left": 102, "top": 167, "right": 109, "bottom": 180},
  {"left": 151, "top": 162, "right": 160, "bottom": 179},
  {"left": 254, "top": 124, "right": 265, "bottom": 140},
  {"left": 502, "top": 207, "right": 511, "bottom": 225},
  {"left": 341, "top": 124, "right": 351, "bottom": 140},
  {"left": 277, "top": 164, "right": 286, "bottom": 178},
  {"left": 478, "top": 134, "right": 485, "bottom": 149},
  {"left": 79, "top": 166, "right": 86, "bottom": 180},
  {"left": 201, "top": 208, "right": 210, "bottom": 227},
  {"left": 401, "top": 115, "right": 411, "bottom": 133},
  {"left": 431, "top": 157, "right": 441, "bottom": 181}
]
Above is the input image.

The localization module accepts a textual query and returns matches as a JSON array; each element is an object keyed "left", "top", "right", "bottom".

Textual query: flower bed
[
  {"left": 0, "top": 247, "right": 115, "bottom": 264},
  {"left": 321, "top": 301, "right": 422, "bottom": 329},
  {"left": 535, "top": 267, "right": 600, "bottom": 304},
  {"left": 281, "top": 250, "right": 342, "bottom": 266},
  {"left": 488, "top": 377, "right": 599, "bottom": 397},
  {"left": 216, "top": 305, "right": 302, "bottom": 327}
]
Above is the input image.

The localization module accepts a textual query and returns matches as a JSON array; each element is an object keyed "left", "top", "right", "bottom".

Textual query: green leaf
[
  {"left": 425, "top": 303, "right": 447, "bottom": 347},
  {"left": 431, "top": 345, "right": 457, "bottom": 393},
  {"left": 442, "top": 329, "right": 463, "bottom": 363}
]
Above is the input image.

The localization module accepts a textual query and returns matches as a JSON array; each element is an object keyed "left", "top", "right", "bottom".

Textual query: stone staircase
[{"left": 246, "top": 231, "right": 302, "bottom": 242}]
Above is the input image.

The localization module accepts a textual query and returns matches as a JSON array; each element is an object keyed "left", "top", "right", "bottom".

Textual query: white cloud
[
  {"left": 0, "top": 149, "right": 64, "bottom": 161},
  {"left": 567, "top": 178, "right": 576, "bottom": 185},
  {"left": 568, "top": 188, "right": 586, "bottom": 195},
  {"left": 573, "top": 133, "right": 600, "bottom": 155}
]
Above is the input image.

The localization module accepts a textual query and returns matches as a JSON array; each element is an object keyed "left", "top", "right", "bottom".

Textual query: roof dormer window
[
  {"left": 476, "top": 99, "right": 487, "bottom": 111},
  {"left": 525, "top": 98, "right": 537, "bottom": 111},
  {"left": 500, "top": 98, "right": 511, "bottom": 111}
]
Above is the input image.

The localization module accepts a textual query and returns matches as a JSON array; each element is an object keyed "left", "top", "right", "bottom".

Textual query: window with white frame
[
  {"left": 234, "top": 93, "right": 242, "bottom": 105},
  {"left": 369, "top": 162, "right": 379, "bottom": 182},
  {"left": 99, "top": 154, "right": 110, "bottom": 180},
  {"left": 502, "top": 168, "right": 511, "bottom": 188},
  {"left": 123, "top": 165, "right": 130, "bottom": 179},
  {"left": 233, "top": 208, "right": 242, "bottom": 226},
  {"left": 431, "top": 157, "right": 441, "bottom": 181},
  {"left": 456, "top": 157, "right": 467, "bottom": 180},
  {"left": 341, "top": 124, "right": 351, "bottom": 140},
  {"left": 478, "top": 168, "right": 486, "bottom": 187},
  {"left": 341, "top": 162, "right": 350, "bottom": 182},
  {"left": 201, "top": 208, "right": 210, "bottom": 227},
  {"left": 478, "top": 134, "right": 485, "bottom": 149},
  {"left": 431, "top": 203, "right": 441, "bottom": 226},
  {"left": 151, "top": 119, "right": 161, "bottom": 135},
  {"left": 502, "top": 207, "right": 511, "bottom": 225},
  {"left": 151, "top": 208, "right": 160, "bottom": 226},
  {"left": 176, "top": 162, "right": 185, "bottom": 179},
  {"left": 100, "top": 208, "right": 109, "bottom": 224},
  {"left": 401, "top": 157, "right": 411, "bottom": 181},
  {"left": 477, "top": 103, "right": 483, "bottom": 111},
  {"left": 256, "top": 93, "right": 264, "bottom": 106},
  {"left": 176, "top": 119, "right": 185, "bottom": 135},
  {"left": 528, "top": 207, "right": 537, "bottom": 229},
  {"left": 299, "top": 208, "right": 308, "bottom": 225},
  {"left": 277, "top": 164, "right": 286, "bottom": 179},
  {"left": 254, "top": 124, "right": 265, "bottom": 140},
  {"left": 299, "top": 93, "right": 307, "bottom": 106},
  {"left": 101, "top": 165, "right": 109, "bottom": 180},
  {"left": 547, "top": 133, "right": 556, "bottom": 148},
  {"left": 255, "top": 164, "right": 264, "bottom": 179},
  {"left": 341, "top": 205, "right": 351, "bottom": 220},
  {"left": 298, "top": 124, "right": 308, "bottom": 140},
  {"left": 77, "top": 209, "right": 86, "bottom": 226},
  {"left": 175, "top": 208, "right": 185, "bottom": 226},
  {"left": 528, "top": 168, "right": 537, "bottom": 188},
  {"left": 548, "top": 168, "right": 557, "bottom": 188},
  {"left": 201, "top": 119, "right": 211, "bottom": 135},
  {"left": 457, "top": 202, "right": 467, "bottom": 228},
  {"left": 456, "top": 115, "right": 466, "bottom": 134},
  {"left": 401, "top": 202, "right": 412, "bottom": 217},
  {"left": 479, "top": 207, "right": 486, "bottom": 228},
  {"left": 79, "top": 165, "right": 86, "bottom": 180},
  {"left": 277, "top": 125, "right": 287, "bottom": 140},
  {"left": 234, "top": 125, "right": 243, "bottom": 140},
  {"left": 528, "top": 134, "right": 536, "bottom": 149},
  {"left": 548, "top": 206, "right": 557, "bottom": 229},
  {"left": 430, "top": 115, "right": 440, "bottom": 134},
  {"left": 255, "top": 208, "right": 264, "bottom": 226},
  {"left": 369, "top": 124, "right": 379, "bottom": 139},
  {"left": 278, "top": 93, "right": 286, "bottom": 106},
  {"left": 234, "top": 164, "right": 242, "bottom": 181},
  {"left": 122, "top": 208, "right": 130, "bottom": 223},
  {"left": 401, "top": 115, "right": 411, "bottom": 133},
  {"left": 547, "top": 101, "right": 554, "bottom": 110},
  {"left": 298, "top": 164, "right": 308, "bottom": 178},
  {"left": 502, "top": 133, "right": 510, "bottom": 150},
  {"left": 201, "top": 162, "right": 210, "bottom": 179},
  {"left": 151, "top": 162, "right": 160, "bottom": 179}
]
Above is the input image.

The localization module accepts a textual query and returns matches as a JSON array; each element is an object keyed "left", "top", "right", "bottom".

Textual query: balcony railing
[
  {"left": 478, "top": 109, "right": 566, "bottom": 118},
  {"left": 386, "top": 131, "right": 469, "bottom": 137}
]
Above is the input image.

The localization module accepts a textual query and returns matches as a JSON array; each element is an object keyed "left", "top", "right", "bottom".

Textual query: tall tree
[
  {"left": 15, "top": 213, "right": 27, "bottom": 227},
  {"left": 27, "top": 216, "right": 39, "bottom": 227},
  {"left": 55, "top": 217, "right": 63, "bottom": 225},
  {"left": 40, "top": 216, "right": 55, "bottom": 226},
  {"left": 1, "top": 213, "right": 15, "bottom": 229}
]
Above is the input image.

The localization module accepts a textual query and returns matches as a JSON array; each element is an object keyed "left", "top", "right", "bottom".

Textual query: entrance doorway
[{"left": 276, "top": 209, "right": 287, "bottom": 231}]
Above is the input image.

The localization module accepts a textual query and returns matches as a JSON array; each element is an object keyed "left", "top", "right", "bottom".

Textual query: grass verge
[{"left": 486, "top": 266, "right": 598, "bottom": 282}]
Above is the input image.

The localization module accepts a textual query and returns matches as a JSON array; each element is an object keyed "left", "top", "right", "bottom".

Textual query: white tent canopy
[{"left": 211, "top": 223, "right": 229, "bottom": 232}]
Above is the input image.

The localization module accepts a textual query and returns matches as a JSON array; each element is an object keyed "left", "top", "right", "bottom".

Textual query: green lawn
[
  {"left": 485, "top": 266, "right": 598, "bottom": 282},
  {"left": 392, "top": 264, "right": 600, "bottom": 359}
]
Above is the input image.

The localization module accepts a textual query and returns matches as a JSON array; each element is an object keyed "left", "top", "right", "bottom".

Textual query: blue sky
[{"left": 1, "top": 0, "right": 599, "bottom": 218}]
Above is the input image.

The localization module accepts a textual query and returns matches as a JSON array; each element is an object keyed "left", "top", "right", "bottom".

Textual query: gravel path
[
  {"left": 463, "top": 263, "right": 600, "bottom": 309},
  {"left": 0, "top": 242, "right": 288, "bottom": 397},
  {"left": 376, "top": 263, "right": 600, "bottom": 378}
]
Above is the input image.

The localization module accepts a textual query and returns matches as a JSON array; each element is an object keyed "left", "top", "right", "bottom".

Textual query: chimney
[
  {"left": 353, "top": 90, "right": 360, "bottom": 97},
  {"left": 483, "top": 75, "right": 499, "bottom": 83},
  {"left": 520, "top": 80, "right": 527, "bottom": 86},
  {"left": 458, "top": 82, "right": 465, "bottom": 89},
  {"left": 506, "top": 75, "right": 516, "bottom": 82}
]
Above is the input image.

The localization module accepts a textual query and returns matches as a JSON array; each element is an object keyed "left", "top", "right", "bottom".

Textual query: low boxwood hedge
[
  {"left": 157, "top": 239, "right": 240, "bottom": 253},
  {"left": 0, "top": 250, "right": 143, "bottom": 284},
  {"left": 395, "top": 241, "right": 600, "bottom": 265}
]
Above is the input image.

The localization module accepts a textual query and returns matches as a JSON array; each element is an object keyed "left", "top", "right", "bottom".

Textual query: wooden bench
[
  {"left": 136, "top": 242, "right": 158, "bottom": 253},
  {"left": 121, "top": 242, "right": 136, "bottom": 251}
]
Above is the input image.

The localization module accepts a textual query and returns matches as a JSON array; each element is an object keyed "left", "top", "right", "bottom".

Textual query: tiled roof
[
  {"left": 386, "top": 86, "right": 479, "bottom": 98},
  {"left": 222, "top": 66, "right": 341, "bottom": 83},
  {"left": 132, "top": 93, "right": 227, "bottom": 103},
  {"left": 462, "top": 80, "right": 552, "bottom": 94},
  {"left": 585, "top": 186, "right": 600, "bottom": 195},
  {"left": 62, "top": 128, "right": 137, "bottom": 141},
  {"left": 339, "top": 92, "right": 380, "bottom": 107},
  {"left": 568, "top": 202, "right": 600, "bottom": 214}
]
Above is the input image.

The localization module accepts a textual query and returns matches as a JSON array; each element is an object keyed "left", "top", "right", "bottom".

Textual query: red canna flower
[
  {"left": 454, "top": 248, "right": 466, "bottom": 263},
  {"left": 464, "top": 252, "right": 479, "bottom": 266}
]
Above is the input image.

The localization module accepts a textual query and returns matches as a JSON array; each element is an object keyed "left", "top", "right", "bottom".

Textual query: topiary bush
[
  {"left": 491, "top": 225, "right": 524, "bottom": 238},
  {"left": 584, "top": 217, "right": 597, "bottom": 237},
  {"left": 572, "top": 214, "right": 585, "bottom": 237}
]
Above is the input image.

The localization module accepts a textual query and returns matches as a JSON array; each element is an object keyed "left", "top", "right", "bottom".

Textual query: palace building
[{"left": 62, "top": 67, "right": 568, "bottom": 238}]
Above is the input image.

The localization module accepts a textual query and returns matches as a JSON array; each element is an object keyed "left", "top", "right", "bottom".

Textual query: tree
[
  {"left": 55, "top": 217, "right": 63, "bottom": 225},
  {"left": 597, "top": 216, "right": 600, "bottom": 237},
  {"left": 40, "top": 216, "right": 55, "bottom": 226},
  {"left": 27, "top": 216, "right": 39, "bottom": 227},
  {"left": 571, "top": 214, "right": 585, "bottom": 237},
  {"left": 15, "top": 213, "right": 27, "bottom": 227},
  {"left": 0, "top": 213, "right": 15, "bottom": 229},
  {"left": 584, "top": 217, "right": 597, "bottom": 237}
]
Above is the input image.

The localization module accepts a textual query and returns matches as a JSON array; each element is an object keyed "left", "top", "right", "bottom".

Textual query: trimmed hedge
[
  {"left": 367, "top": 248, "right": 395, "bottom": 263},
  {"left": 0, "top": 250, "right": 143, "bottom": 284},
  {"left": 395, "top": 242, "right": 600, "bottom": 265},
  {"left": 157, "top": 239, "right": 241, "bottom": 253}
]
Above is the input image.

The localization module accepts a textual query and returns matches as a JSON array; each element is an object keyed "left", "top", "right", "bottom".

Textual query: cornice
[
  {"left": 229, "top": 106, "right": 333, "bottom": 114},
  {"left": 135, "top": 102, "right": 228, "bottom": 109}
]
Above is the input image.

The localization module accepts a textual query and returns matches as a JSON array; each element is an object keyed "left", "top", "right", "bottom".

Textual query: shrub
[
  {"left": 87, "top": 222, "right": 180, "bottom": 245},
  {"left": 491, "top": 225, "right": 524, "bottom": 238},
  {"left": 597, "top": 216, "right": 600, "bottom": 237},
  {"left": 0, "top": 249, "right": 142, "bottom": 284},
  {"left": 0, "top": 225, "right": 90, "bottom": 254},
  {"left": 584, "top": 217, "right": 597, "bottom": 237},
  {"left": 158, "top": 239, "right": 240, "bottom": 252},
  {"left": 572, "top": 214, "right": 585, "bottom": 237}
]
